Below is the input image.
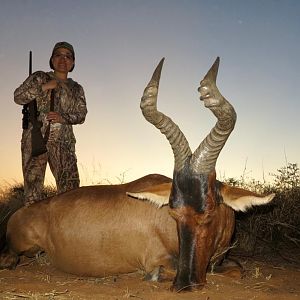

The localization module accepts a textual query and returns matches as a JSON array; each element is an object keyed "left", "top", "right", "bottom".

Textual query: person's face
[{"left": 51, "top": 48, "right": 74, "bottom": 73}]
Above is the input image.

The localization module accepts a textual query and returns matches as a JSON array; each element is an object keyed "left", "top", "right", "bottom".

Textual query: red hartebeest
[{"left": 137, "top": 57, "right": 275, "bottom": 291}]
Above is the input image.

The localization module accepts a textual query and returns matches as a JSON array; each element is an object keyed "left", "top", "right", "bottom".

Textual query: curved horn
[
  {"left": 141, "top": 58, "right": 192, "bottom": 171},
  {"left": 191, "top": 57, "right": 237, "bottom": 174}
]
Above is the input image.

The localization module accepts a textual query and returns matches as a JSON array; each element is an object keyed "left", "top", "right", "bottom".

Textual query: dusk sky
[{"left": 1, "top": 0, "right": 299, "bottom": 187}]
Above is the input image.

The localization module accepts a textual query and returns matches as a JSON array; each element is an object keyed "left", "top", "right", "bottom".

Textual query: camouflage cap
[
  {"left": 49, "top": 41, "right": 75, "bottom": 71},
  {"left": 51, "top": 41, "right": 75, "bottom": 59}
]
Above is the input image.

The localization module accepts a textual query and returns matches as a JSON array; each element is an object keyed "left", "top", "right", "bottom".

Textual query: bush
[{"left": 229, "top": 163, "right": 300, "bottom": 263}]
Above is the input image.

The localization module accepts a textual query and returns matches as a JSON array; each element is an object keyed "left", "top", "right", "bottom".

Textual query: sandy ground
[{"left": 0, "top": 255, "right": 299, "bottom": 300}]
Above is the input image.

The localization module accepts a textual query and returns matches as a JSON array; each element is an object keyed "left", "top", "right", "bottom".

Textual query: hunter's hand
[
  {"left": 42, "top": 80, "right": 58, "bottom": 92},
  {"left": 47, "top": 111, "right": 63, "bottom": 123}
]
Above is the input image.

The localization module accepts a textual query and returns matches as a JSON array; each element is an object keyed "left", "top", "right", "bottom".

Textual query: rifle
[{"left": 25, "top": 51, "right": 48, "bottom": 157}]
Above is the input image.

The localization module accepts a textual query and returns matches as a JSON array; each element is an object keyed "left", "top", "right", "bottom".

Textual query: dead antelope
[
  {"left": 135, "top": 57, "right": 275, "bottom": 291},
  {"left": 0, "top": 58, "right": 274, "bottom": 293}
]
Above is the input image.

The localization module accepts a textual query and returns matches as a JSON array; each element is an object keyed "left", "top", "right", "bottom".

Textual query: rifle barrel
[{"left": 29, "top": 51, "right": 32, "bottom": 76}]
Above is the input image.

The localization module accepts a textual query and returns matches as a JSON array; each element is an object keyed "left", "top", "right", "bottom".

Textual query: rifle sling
[{"left": 44, "top": 90, "right": 55, "bottom": 143}]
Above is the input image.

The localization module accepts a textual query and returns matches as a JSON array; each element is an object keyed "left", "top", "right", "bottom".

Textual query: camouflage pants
[{"left": 21, "top": 139, "right": 80, "bottom": 206}]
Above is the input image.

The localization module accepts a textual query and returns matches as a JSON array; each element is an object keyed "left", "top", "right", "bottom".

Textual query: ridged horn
[
  {"left": 205, "top": 56, "right": 219, "bottom": 83},
  {"left": 141, "top": 58, "right": 192, "bottom": 171},
  {"left": 191, "top": 57, "right": 237, "bottom": 174}
]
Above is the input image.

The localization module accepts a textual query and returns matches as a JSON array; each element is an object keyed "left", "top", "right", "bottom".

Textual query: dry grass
[{"left": 0, "top": 290, "right": 70, "bottom": 300}]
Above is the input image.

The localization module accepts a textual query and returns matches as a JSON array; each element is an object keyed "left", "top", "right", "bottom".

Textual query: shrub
[{"left": 229, "top": 163, "right": 300, "bottom": 264}]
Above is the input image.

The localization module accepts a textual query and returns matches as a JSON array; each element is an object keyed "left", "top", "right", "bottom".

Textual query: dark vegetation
[
  {"left": 1, "top": 163, "right": 299, "bottom": 265},
  {"left": 227, "top": 163, "right": 300, "bottom": 265}
]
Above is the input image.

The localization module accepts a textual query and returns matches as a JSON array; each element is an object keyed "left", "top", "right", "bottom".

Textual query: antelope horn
[
  {"left": 141, "top": 58, "right": 192, "bottom": 171},
  {"left": 205, "top": 56, "right": 219, "bottom": 83},
  {"left": 191, "top": 57, "right": 237, "bottom": 174}
]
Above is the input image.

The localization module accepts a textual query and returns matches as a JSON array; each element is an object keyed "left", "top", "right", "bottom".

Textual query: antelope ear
[
  {"left": 220, "top": 184, "right": 275, "bottom": 212},
  {"left": 126, "top": 182, "right": 171, "bottom": 208}
]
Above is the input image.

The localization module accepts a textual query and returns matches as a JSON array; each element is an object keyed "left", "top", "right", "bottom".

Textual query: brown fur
[
  {"left": 3, "top": 174, "right": 178, "bottom": 277},
  {"left": 169, "top": 171, "right": 235, "bottom": 290}
]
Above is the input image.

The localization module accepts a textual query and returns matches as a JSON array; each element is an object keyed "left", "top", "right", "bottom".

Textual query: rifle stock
[{"left": 28, "top": 51, "right": 47, "bottom": 157}]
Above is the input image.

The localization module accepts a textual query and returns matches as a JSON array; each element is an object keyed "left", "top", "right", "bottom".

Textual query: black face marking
[
  {"left": 169, "top": 158, "right": 210, "bottom": 213},
  {"left": 173, "top": 223, "right": 196, "bottom": 290},
  {"left": 169, "top": 158, "right": 224, "bottom": 291},
  {"left": 215, "top": 180, "right": 224, "bottom": 204}
]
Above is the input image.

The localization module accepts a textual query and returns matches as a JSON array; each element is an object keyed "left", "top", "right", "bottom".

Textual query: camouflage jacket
[{"left": 14, "top": 71, "right": 87, "bottom": 144}]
